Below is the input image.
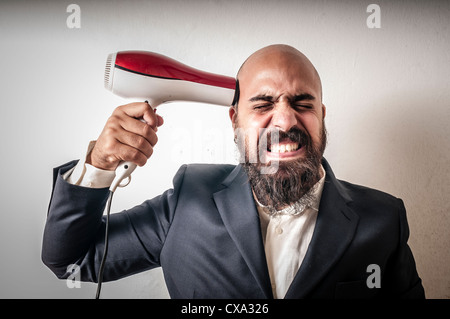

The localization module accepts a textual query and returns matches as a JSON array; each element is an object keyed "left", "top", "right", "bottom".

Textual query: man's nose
[{"left": 270, "top": 103, "right": 297, "bottom": 132}]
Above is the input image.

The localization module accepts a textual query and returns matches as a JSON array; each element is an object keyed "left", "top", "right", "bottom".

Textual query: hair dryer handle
[
  {"left": 145, "top": 99, "right": 160, "bottom": 109},
  {"left": 110, "top": 161, "right": 137, "bottom": 192}
]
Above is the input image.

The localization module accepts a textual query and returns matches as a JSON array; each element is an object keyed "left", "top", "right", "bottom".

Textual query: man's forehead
[{"left": 237, "top": 45, "right": 322, "bottom": 100}]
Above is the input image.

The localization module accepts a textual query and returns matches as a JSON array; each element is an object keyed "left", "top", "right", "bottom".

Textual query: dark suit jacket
[{"left": 42, "top": 158, "right": 424, "bottom": 298}]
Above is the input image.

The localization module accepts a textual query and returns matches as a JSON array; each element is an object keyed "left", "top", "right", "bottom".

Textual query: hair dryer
[
  {"left": 103, "top": 51, "right": 236, "bottom": 191},
  {"left": 104, "top": 50, "right": 236, "bottom": 107}
]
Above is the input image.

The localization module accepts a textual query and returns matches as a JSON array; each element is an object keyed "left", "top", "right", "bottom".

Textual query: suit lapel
[
  {"left": 284, "top": 159, "right": 359, "bottom": 298},
  {"left": 213, "top": 165, "right": 273, "bottom": 299}
]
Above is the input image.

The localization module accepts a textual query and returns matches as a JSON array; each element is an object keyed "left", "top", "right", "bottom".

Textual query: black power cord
[
  {"left": 92, "top": 154, "right": 136, "bottom": 298},
  {"left": 95, "top": 190, "right": 114, "bottom": 299}
]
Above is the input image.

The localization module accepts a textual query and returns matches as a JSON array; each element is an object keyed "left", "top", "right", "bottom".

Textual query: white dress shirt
[
  {"left": 63, "top": 142, "right": 325, "bottom": 299},
  {"left": 63, "top": 141, "right": 116, "bottom": 188}
]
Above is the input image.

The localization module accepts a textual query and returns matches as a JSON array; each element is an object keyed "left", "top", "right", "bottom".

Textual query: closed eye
[
  {"left": 293, "top": 104, "right": 313, "bottom": 110},
  {"left": 253, "top": 103, "right": 274, "bottom": 111},
  {"left": 254, "top": 103, "right": 272, "bottom": 109}
]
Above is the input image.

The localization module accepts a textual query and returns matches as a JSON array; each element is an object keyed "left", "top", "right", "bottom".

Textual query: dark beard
[{"left": 240, "top": 125, "right": 327, "bottom": 211}]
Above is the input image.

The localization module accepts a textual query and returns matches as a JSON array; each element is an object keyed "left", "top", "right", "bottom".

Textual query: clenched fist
[{"left": 87, "top": 102, "right": 164, "bottom": 170}]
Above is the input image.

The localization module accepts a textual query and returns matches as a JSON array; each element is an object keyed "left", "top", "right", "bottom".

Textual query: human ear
[{"left": 229, "top": 106, "right": 238, "bottom": 129}]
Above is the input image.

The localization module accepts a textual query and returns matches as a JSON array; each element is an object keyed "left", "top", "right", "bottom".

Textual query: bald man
[{"left": 42, "top": 45, "right": 425, "bottom": 299}]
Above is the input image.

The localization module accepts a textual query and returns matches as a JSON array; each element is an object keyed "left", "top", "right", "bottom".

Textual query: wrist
[{"left": 87, "top": 146, "right": 117, "bottom": 171}]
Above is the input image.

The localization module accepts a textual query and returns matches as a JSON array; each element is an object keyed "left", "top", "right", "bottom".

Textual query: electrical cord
[
  {"left": 93, "top": 152, "right": 136, "bottom": 298},
  {"left": 95, "top": 190, "right": 114, "bottom": 299}
]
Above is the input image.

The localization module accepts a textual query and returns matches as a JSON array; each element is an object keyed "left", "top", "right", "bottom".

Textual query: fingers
[
  {"left": 156, "top": 113, "right": 164, "bottom": 127},
  {"left": 88, "top": 102, "right": 164, "bottom": 170},
  {"left": 118, "top": 102, "right": 159, "bottom": 130},
  {"left": 114, "top": 126, "right": 156, "bottom": 159},
  {"left": 110, "top": 111, "right": 158, "bottom": 146},
  {"left": 111, "top": 139, "right": 152, "bottom": 168}
]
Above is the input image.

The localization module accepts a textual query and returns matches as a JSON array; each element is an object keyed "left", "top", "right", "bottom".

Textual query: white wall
[{"left": 0, "top": 0, "right": 448, "bottom": 298}]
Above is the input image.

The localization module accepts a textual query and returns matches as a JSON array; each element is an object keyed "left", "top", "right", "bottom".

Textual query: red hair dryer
[
  {"left": 103, "top": 51, "right": 236, "bottom": 191},
  {"left": 104, "top": 51, "right": 236, "bottom": 107}
]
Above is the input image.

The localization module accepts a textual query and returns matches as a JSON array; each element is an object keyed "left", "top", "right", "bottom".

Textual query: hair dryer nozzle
[{"left": 104, "top": 51, "right": 236, "bottom": 107}]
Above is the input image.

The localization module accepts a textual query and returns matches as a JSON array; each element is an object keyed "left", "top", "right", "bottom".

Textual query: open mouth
[
  {"left": 268, "top": 142, "right": 301, "bottom": 153},
  {"left": 259, "top": 128, "right": 310, "bottom": 160},
  {"left": 265, "top": 140, "right": 304, "bottom": 160}
]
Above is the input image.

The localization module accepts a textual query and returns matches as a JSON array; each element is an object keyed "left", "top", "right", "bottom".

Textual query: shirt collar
[{"left": 255, "top": 165, "right": 326, "bottom": 217}]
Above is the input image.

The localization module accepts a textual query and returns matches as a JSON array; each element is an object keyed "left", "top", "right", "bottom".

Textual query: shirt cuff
[{"left": 63, "top": 140, "right": 116, "bottom": 188}]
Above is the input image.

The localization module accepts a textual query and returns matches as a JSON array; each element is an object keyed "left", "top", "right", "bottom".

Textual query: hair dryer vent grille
[{"left": 104, "top": 53, "right": 116, "bottom": 91}]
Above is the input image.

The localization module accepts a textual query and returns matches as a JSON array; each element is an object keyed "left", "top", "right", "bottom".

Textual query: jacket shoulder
[
  {"left": 336, "top": 179, "right": 405, "bottom": 226},
  {"left": 338, "top": 180, "right": 398, "bottom": 201}
]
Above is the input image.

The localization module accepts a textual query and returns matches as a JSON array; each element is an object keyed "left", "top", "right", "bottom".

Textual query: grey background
[{"left": 0, "top": 0, "right": 448, "bottom": 298}]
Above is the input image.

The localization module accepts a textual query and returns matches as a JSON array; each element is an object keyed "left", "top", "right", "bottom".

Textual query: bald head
[{"left": 233, "top": 44, "right": 322, "bottom": 106}]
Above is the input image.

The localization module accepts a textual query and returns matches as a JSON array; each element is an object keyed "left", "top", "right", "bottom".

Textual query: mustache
[{"left": 263, "top": 127, "right": 312, "bottom": 149}]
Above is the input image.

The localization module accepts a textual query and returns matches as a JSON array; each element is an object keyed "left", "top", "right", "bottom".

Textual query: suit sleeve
[
  {"left": 383, "top": 199, "right": 425, "bottom": 298},
  {"left": 41, "top": 160, "right": 187, "bottom": 283}
]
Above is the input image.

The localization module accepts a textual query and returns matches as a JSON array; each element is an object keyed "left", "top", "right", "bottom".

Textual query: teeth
[{"left": 270, "top": 143, "right": 299, "bottom": 153}]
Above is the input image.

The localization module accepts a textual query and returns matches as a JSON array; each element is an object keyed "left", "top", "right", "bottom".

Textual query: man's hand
[{"left": 87, "top": 102, "right": 164, "bottom": 171}]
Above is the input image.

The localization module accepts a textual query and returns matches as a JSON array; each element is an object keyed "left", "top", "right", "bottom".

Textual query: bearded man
[{"left": 42, "top": 45, "right": 424, "bottom": 299}]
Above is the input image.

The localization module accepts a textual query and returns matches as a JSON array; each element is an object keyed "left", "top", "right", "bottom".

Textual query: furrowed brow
[
  {"left": 293, "top": 93, "right": 316, "bottom": 102},
  {"left": 248, "top": 94, "right": 274, "bottom": 103},
  {"left": 248, "top": 93, "right": 316, "bottom": 103}
]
